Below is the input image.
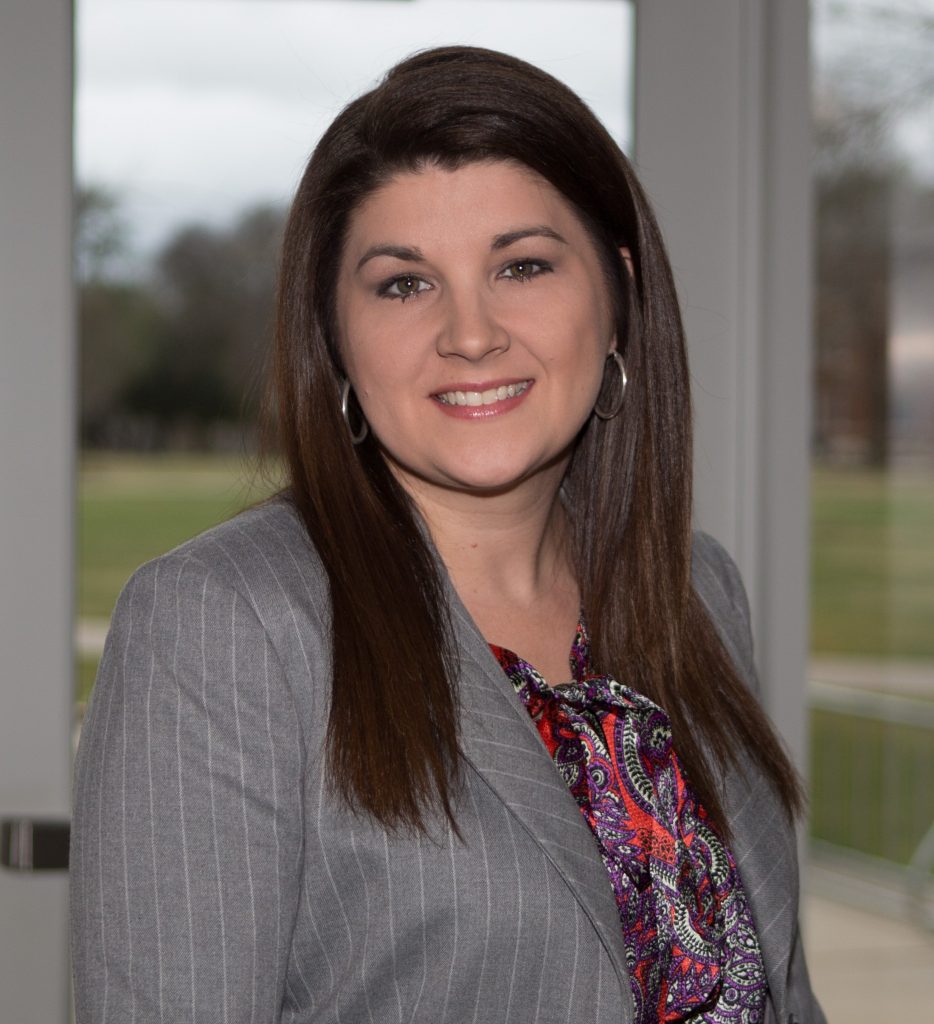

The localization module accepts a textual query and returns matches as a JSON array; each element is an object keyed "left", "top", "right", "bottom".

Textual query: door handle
[{"left": 1, "top": 818, "right": 70, "bottom": 871}]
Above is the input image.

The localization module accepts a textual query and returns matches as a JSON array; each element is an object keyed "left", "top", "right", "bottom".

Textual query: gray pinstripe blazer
[{"left": 70, "top": 499, "right": 825, "bottom": 1023}]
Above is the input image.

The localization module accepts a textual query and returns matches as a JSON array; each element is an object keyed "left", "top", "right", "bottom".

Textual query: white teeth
[{"left": 437, "top": 381, "right": 530, "bottom": 406}]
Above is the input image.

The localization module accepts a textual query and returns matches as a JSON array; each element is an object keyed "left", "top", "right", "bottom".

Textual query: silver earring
[
  {"left": 593, "top": 351, "right": 628, "bottom": 421},
  {"left": 340, "top": 378, "right": 368, "bottom": 444}
]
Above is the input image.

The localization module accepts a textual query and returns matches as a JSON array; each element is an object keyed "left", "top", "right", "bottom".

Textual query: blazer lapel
[
  {"left": 447, "top": 583, "right": 797, "bottom": 1022},
  {"left": 445, "top": 585, "right": 633, "bottom": 1006},
  {"left": 721, "top": 759, "right": 796, "bottom": 1020}
]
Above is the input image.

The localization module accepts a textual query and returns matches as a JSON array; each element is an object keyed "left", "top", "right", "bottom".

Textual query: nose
[{"left": 435, "top": 289, "right": 509, "bottom": 361}]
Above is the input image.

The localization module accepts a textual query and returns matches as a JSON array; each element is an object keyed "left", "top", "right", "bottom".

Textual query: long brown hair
[{"left": 272, "top": 45, "right": 803, "bottom": 834}]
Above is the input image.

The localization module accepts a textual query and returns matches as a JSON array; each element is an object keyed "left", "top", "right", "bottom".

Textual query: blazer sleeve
[
  {"left": 70, "top": 551, "right": 306, "bottom": 1023},
  {"left": 691, "top": 531, "right": 761, "bottom": 698},
  {"left": 693, "top": 531, "right": 828, "bottom": 1024}
]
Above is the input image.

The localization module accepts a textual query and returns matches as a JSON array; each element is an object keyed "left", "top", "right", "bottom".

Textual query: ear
[
  {"left": 607, "top": 247, "right": 634, "bottom": 356},
  {"left": 619, "top": 246, "right": 634, "bottom": 279}
]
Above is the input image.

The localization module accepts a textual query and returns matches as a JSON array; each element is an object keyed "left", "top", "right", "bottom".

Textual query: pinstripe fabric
[{"left": 70, "top": 500, "right": 824, "bottom": 1023}]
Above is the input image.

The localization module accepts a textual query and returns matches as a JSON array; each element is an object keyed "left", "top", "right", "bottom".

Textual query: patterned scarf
[{"left": 491, "top": 619, "right": 768, "bottom": 1024}]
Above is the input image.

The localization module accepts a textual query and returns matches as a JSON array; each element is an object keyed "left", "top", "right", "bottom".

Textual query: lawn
[
  {"left": 79, "top": 451, "right": 279, "bottom": 620},
  {"left": 76, "top": 454, "right": 934, "bottom": 864},
  {"left": 810, "top": 707, "right": 934, "bottom": 864},
  {"left": 80, "top": 457, "right": 934, "bottom": 658},
  {"left": 77, "top": 452, "right": 279, "bottom": 704},
  {"left": 810, "top": 467, "right": 934, "bottom": 659}
]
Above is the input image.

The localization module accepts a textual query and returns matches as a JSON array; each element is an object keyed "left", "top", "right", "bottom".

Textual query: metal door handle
[{"left": 1, "top": 818, "right": 70, "bottom": 871}]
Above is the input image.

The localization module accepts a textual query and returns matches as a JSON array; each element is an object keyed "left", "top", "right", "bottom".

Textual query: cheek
[
  {"left": 335, "top": 281, "right": 393, "bottom": 385},
  {"left": 344, "top": 343, "right": 398, "bottom": 405},
  {"left": 336, "top": 303, "right": 389, "bottom": 392},
  {"left": 338, "top": 327, "right": 420, "bottom": 438},
  {"left": 554, "top": 290, "right": 614, "bottom": 367}
]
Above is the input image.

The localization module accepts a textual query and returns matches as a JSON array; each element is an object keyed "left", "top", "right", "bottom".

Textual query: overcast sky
[
  {"left": 75, "top": 0, "right": 634, "bottom": 259},
  {"left": 813, "top": 0, "right": 934, "bottom": 181},
  {"left": 76, "top": 1, "right": 933, "bottom": 265}
]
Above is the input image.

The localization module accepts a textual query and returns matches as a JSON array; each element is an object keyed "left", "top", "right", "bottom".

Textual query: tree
[
  {"left": 76, "top": 185, "right": 168, "bottom": 444},
  {"left": 74, "top": 184, "right": 129, "bottom": 284},
  {"left": 812, "top": 0, "right": 934, "bottom": 466},
  {"left": 125, "top": 204, "right": 286, "bottom": 445}
]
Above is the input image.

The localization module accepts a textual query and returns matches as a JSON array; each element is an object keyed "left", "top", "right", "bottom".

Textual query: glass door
[
  {"left": 809, "top": 0, "right": 934, "bottom": 1016},
  {"left": 74, "top": 0, "right": 635, "bottom": 715}
]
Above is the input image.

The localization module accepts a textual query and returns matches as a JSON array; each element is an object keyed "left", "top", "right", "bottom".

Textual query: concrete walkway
[
  {"left": 76, "top": 617, "right": 109, "bottom": 657},
  {"left": 810, "top": 656, "right": 934, "bottom": 700},
  {"left": 803, "top": 886, "right": 934, "bottom": 1021}
]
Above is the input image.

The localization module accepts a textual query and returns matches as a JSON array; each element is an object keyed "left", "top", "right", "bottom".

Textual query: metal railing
[{"left": 809, "top": 681, "right": 934, "bottom": 929}]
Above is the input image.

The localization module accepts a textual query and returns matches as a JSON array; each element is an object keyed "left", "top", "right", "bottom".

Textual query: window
[
  {"left": 74, "top": 0, "right": 635, "bottom": 702},
  {"left": 809, "top": 0, "right": 934, "bottom": 927}
]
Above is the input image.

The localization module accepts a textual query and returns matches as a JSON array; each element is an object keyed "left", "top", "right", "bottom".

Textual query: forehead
[{"left": 342, "top": 160, "right": 590, "bottom": 251}]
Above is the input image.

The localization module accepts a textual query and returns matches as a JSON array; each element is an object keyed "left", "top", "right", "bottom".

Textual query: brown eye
[
  {"left": 381, "top": 274, "right": 430, "bottom": 301},
  {"left": 501, "top": 259, "right": 551, "bottom": 282}
]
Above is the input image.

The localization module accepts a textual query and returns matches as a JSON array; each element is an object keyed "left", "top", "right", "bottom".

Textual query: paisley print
[{"left": 491, "top": 619, "right": 768, "bottom": 1023}]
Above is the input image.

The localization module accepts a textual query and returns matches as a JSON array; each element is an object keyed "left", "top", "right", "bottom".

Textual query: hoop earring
[
  {"left": 593, "top": 351, "right": 628, "bottom": 421},
  {"left": 340, "top": 378, "right": 368, "bottom": 445}
]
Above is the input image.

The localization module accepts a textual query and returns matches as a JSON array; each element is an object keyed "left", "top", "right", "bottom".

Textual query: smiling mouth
[{"left": 434, "top": 380, "right": 532, "bottom": 407}]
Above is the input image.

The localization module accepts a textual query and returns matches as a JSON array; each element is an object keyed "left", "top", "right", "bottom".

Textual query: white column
[
  {"left": 0, "top": 1, "right": 74, "bottom": 1019},
  {"left": 634, "top": 0, "right": 813, "bottom": 770}
]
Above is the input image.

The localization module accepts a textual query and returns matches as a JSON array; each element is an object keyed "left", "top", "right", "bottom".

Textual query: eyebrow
[
  {"left": 491, "top": 225, "right": 568, "bottom": 250},
  {"left": 356, "top": 244, "right": 426, "bottom": 271},
  {"left": 355, "top": 225, "right": 568, "bottom": 272}
]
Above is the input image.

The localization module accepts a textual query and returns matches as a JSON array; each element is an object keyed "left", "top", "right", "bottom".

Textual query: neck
[{"left": 395, "top": 464, "right": 574, "bottom": 613}]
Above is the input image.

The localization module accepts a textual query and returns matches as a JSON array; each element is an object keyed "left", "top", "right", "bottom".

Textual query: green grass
[
  {"left": 77, "top": 452, "right": 279, "bottom": 706},
  {"left": 810, "top": 467, "right": 934, "bottom": 659},
  {"left": 807, "top": 468, "right": 934, "bottom": 865},
  {"left": 77, "top": 657, "right": 100, "bottom": 707},
  {"left": 79, "top": 451, "right": 279, "bottom": 620},
  {"left": 810, "top": 708, "right": 934, "bottom": 865},
  {"left": 75, "top": 454, "right": 934, "bottom": 864},
  {"left": 80, "top": 458, "right": 934, "bottom": 658}
]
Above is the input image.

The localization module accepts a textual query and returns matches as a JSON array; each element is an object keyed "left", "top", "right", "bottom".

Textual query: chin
[
  {"left": 388, "top": 457, "right": 527, "bottom": 496},
  {"left": 435, "top": 450, "right": 571, "bottom": 496},
  {"left": 383, "top": 438, "right": 572, "bottom": 499},
  {"left": 421, "top": 459, "right": 531, "bottom": 493},
  {"left": 447, "top": 473, "right": 533, "bottom": 496}
]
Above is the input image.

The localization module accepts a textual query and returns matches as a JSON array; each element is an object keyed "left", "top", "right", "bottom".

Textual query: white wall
[
  {"left": 635, "top": 0, "right": 813, "bottom": 770},
  {"left": 0, "top": 1, "right": 74, "bottom": 1019}
]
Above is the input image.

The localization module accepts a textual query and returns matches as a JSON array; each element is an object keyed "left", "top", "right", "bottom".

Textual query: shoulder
[
  {"left": 690, "top": 531, "right": 750, "bottom": 625},
  {"left": 99, "top": 495, "right": 332, "bottom": 750},
  {"left": 113, "top": 496, "right": 331, "bottom": 679},
  {"left": 123, "top": 496, "right": 325, "bottom": 613},
  {"left": 155, "top": 495, "right": 324, "bottom": 600},
  {"left": 690, "top": 530, "right": 759, "bottom": 696}
]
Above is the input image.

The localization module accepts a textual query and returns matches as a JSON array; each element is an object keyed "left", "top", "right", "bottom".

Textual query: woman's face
[{"left": 335, "top": 159, "right": 618, "bottom": 500}]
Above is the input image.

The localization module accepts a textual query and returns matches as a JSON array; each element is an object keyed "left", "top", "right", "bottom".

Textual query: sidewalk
[
  {"left": 803, "top": 887, "right": 934, "bottom": 1021},
  {"left": 810, "top": 656, "right": 934, "bottom": 700}
]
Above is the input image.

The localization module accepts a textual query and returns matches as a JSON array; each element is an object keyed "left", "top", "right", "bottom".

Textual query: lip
[{"left": 430, "top": 378, "right": 534, "bottom": 419}]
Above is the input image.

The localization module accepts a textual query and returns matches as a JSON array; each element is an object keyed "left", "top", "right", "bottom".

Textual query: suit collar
[
  {"left": 443, "top": 578, "right": 633, "bottom": 1015},
  {"left": 720, "top": 759, "right": 797, "bottom": 1020},
  {"left": 690, "top": 532, "right": 798, "bottom": 1019},
  {"left": 437, "top": 546, "right": 795, "bottom": 1022}
]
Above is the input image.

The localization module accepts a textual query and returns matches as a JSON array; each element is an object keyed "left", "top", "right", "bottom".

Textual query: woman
[{"left": 71, "top": 46, "right": 824, "bottom": 1024}]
